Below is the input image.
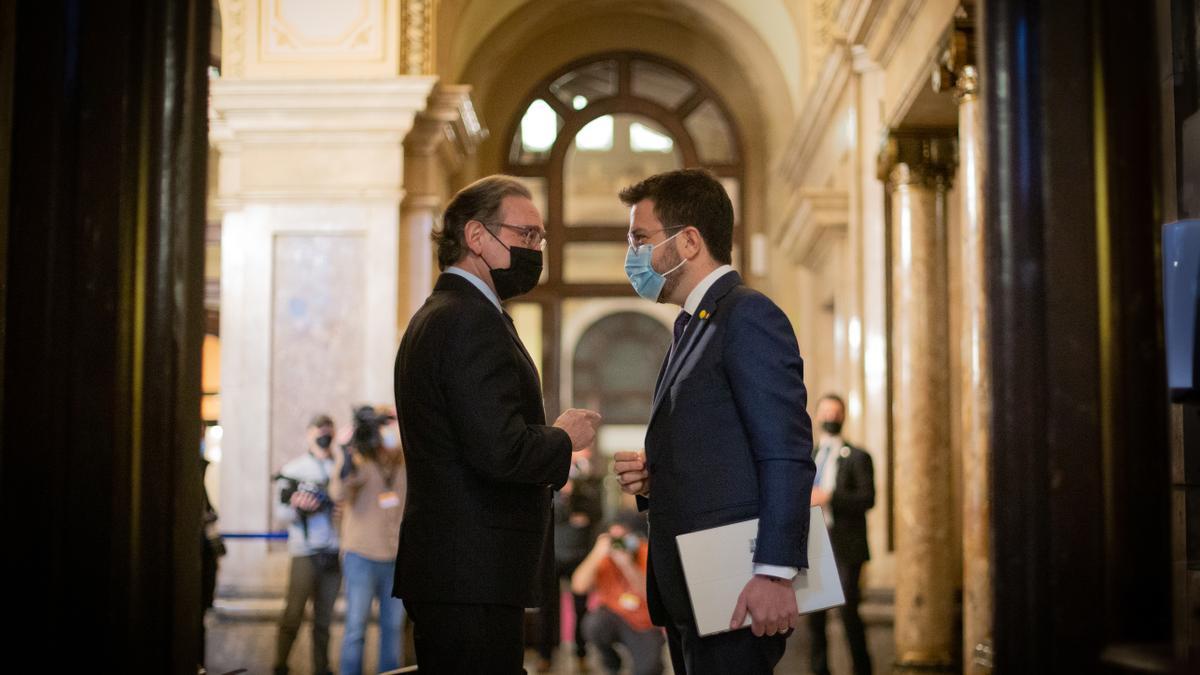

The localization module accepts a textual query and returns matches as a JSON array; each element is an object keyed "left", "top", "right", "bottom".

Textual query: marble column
[
  {"left": 879, "top": 132, "right": 958, "bottom": 671},
  {"left": 400, "top": 84, "right": 486, "bottom": 328},
  {"left": 955, "top": 62, "right": 994, "bottom": 673},
  {"left": 209, "top": 76, "right": 436, "bottom": 593},
  {"left": 853, "top": 48, "right": 893, "bottom": 586}
]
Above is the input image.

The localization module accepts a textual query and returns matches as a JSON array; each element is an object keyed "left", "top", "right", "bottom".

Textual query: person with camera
[
  {"left": 273, "top": 413, "right": 341, "bottom": 675},
  {"left": 571, "top": 518, "right": 665, "bottom": 675},
  {"left": 536, "top": 464, "right": 604, "bottom": 673},
  {"left": 330, "top": 404, "right": 407, "bottom": 675}
]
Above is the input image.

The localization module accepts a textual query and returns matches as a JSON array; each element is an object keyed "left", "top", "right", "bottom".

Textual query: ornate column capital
[
  {"left": 404, "top": 83, "right": 488, "bottom": 173},
  {"left": 931, "top": 6, "right": 979, "bottom": 103},
  {"left": 877, "top": 132, "right": 958, "bottom": 189}
]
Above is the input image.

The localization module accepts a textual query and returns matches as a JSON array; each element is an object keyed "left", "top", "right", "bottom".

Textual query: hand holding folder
[{"left": 675, "top": 505, "right": 845, "bottom": 636}]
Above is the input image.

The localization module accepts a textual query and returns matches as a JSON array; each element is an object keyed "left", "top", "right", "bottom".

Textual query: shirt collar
[
  {"left": 818, "top": 435, "right": 843, "bottom": 452},
  {"left": 683, "top": 265, "right": 735, "bottom": 315},
  {"left": 447, "top": 266, "right": 502, "bottom": 312}
]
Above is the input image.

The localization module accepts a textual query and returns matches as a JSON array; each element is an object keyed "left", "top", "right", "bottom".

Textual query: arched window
[
  {"left": 502, "top": 53, "right": 744, "bottom": 421},
  {"left": 572, "top": 312, "right": 673, "bottom": 425}
]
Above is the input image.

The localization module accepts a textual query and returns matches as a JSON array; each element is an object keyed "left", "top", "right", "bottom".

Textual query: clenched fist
[
  {"left": 554, "top": 408, "right": 602, "bottom": 451},
  {"left": 613, "top": 450, "right": 650, "bottom": 497}
]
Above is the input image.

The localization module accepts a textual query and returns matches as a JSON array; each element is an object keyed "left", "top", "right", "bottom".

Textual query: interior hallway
[{"left": 204, "top": 591, "right": 896, "bottom": 675}]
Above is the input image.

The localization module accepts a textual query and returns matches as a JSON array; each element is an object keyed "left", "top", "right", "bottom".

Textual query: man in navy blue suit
[{"left": 613, "top": 169, "right": 816, "bottom": 674}]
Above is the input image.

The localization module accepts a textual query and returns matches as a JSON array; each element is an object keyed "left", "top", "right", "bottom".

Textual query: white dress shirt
[
  {"left": 814, "top": 436, "right": 843, "bottom": 527},
  {"left": 447, "top": 266, "right": 502, "bottom": 312}
]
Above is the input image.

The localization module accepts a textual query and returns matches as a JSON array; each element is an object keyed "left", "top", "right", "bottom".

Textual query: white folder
[{"left": 675, "top": 505, "right": 844, "bottom": 636}]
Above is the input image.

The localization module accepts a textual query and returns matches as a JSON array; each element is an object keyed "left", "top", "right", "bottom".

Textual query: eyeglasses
[
  {"left": 488, "top": 222, "right": 547, "bottom": 249},
  {"left": 627, "top": 225, "right": 685, "bottom": 249}
]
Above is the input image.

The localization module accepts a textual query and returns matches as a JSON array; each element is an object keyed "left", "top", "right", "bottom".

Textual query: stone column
[
  {"left": 209, "top": 76, "right": 436, "bottom": 593},
  {"left": 853, "top": 47, "right": 893, "bottom": 585},
  {"left": 879, "top": 132, "right": 958, "bottom": 671},
  {"left": 954, "top": 61, "right": 994, "bottom": 673},
  {"left": 400, "top": 85, "right": 486, "bottom": 328}
]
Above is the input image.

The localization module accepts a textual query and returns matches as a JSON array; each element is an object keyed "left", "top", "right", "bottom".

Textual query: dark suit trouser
[
  {"left": 809, "top": 559, "right": 871, "bottom": 675},
  {"left": 663, "top": 615, "right": 787, "bottom": 675},
  {"left": 275, "top": 553, "right": 342, "bottom": 675},
  {"left": 582, "top": 606, "right": 666, "bottom": 675},
  {"left": 404, "top": 600, "right": 526, "bottom": 674}
]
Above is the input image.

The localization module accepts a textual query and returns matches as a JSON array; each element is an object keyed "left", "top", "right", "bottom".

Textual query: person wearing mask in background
[
  {"left": 536, "top": 451, "right": 604, "bottom": 673},
  {"left": 571, "top": 518, "right": 664, "bottom": 675},
  {"left": 808, "top": 394, "right": 875, "bottom": 675},
  {"left": 393, "top": 175, "right": 602, "bottom": 672},
  {"left": 331, "top": 404, "right": 407, "bottom": 675},
  {"left": 273, "top": 414, "right": 341, "bottom": 675},
  {"left": 612, "top": 169, "right": 815, "bottom": 674}
]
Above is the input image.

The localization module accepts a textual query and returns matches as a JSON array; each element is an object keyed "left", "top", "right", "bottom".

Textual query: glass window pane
[
  {"left": 511, "top": 176, "right": 548, "bottom": 221},
  {"left": 568, "top": 310, "right": 673, "bottom": 425},
  {"left": 565, "top": 114, "right": 682, "bottom": 225},
  {"left": 720, "top": 178, "right": 740, "bottom": 221},
  {"left": 576, "top": 115, "right": 614, "bottom": 151},
  {"left": 550, "top": 60, "right": 618, "bottom": 110},
  {"left": 630, "top": 60, "right": 695, "bottom": 110},
  {"left": 684, "top": 100, "right": 736, "bottom": 163},
  {"left": 630, "top": 122, "right": 674, "bottom": 153},
  {"left": 509, "top": 99, "right": 560, "bottom": 164},
  {"left": 562, "top": 242, "right": 631, "bottom": 283}
]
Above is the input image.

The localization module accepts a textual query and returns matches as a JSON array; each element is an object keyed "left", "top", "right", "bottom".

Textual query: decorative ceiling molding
[
  {"left": 779, "top": 44, "right": 854, "bottom": 187},
  {"left": 260, "top": 0, "right": 385, "bottom": 62},
  {"left": 775, "top": 188, "right": 849, "bottom": 269},
  {"left": 401, "top": 0, "right": 434, "bottom": 75},
  {"left": 209, "top": 77, "right": 438, "bottom": 142},
  {"left": 405, "top": 83, "right": 489, "bottom": 174}
]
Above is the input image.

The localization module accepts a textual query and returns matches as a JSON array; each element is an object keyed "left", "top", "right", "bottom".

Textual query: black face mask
[
  {"left": 482, "top": 229, "right": 543, "bottom": 300},
  {"left": 821, "top": 421, "right": 843, "bottom": 436},
  {"left": 315, "top": 434, "right": 333, "bottom": 449}
]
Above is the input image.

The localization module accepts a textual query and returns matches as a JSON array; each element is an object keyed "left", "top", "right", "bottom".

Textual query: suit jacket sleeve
[
  {"left": 723, "top": 293, "right": 816, "bottom": 569},
  {"left": 831, "top": 449, "right": 875, "bottom": 515},
  {"left": 443, "top": 303, "right": 572, "bottom": 487}
]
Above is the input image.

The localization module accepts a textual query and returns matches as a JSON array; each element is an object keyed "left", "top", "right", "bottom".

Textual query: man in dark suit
[
  {"left": 808, "top": 393, "right": 875, "bottom": 675},
  {"left": 612, "top": 169, "right": 816, "bottom": 674},
  {"left": 393, "top": 175, "right": 601, "bottom": 673}
]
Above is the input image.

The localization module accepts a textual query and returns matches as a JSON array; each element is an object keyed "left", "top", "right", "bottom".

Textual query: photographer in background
[
  {"left": 536, "top": 455, "right": 604, "bottom": 673},
  {"left": 273, "top": 413, "right": 341, "bottom": 675},
  {"left": 330, "top": 404, "right": 408, "bottom": 675},
  {"left": 571, "top": 517, "right": 665, "bottom": 675}
]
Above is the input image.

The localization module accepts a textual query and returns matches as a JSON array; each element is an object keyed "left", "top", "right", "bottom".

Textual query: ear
[
  {"left": 463, "top": 220, "right": 485, "bottom": 256},
  {"left": 681, "top": 226, "right": 704, "bottom": 258}
]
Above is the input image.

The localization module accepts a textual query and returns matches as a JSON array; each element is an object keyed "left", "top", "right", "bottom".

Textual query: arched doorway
[{"left": 500, "top": 52, "right": 744, "bottom": 421}]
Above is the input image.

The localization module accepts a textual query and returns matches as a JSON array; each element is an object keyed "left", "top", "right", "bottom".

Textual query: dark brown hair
[
  {"left": 433, "top": 175, "right": 533, "bottom": 270},
  {"left": 618, "top": 168, "right": 734, "bottom": 264}
]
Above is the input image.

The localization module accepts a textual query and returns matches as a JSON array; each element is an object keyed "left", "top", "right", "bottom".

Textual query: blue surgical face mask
[{"left": 625, "top": 230, "right": 686, "bottom": 301}]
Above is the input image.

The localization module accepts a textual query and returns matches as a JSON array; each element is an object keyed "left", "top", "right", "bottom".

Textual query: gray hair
[{"left": 433, "top": 175, "right": 532, "bottom": 270}]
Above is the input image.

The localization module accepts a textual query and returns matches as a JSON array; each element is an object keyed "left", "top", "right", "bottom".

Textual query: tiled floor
[{"left": 204, "top": 597, "right": 894, "bottom": 674}]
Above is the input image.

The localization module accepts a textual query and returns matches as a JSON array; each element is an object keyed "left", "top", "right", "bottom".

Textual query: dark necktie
[{"left": 673, "top": 310, "right": 691, "bottom": 351}]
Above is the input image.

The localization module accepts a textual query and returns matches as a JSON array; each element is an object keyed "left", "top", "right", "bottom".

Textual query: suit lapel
[
  {"left": 648, "top": 271, "right": 743, "bottom": 423},
  {"left": 435, "top": 272, "right": 540, "bottom": 378},
  {"left": 502, "top": 311, "right": 539, "bottom": 376}
]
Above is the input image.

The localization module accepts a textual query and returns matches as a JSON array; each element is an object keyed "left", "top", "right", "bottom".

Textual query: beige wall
[{"left": 210, "top": 0, "right": 436, "bottom": 593}]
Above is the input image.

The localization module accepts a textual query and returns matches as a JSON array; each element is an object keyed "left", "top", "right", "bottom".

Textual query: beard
[{"left": 656, "top": 237, "right": 684, "bottom": 302}]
